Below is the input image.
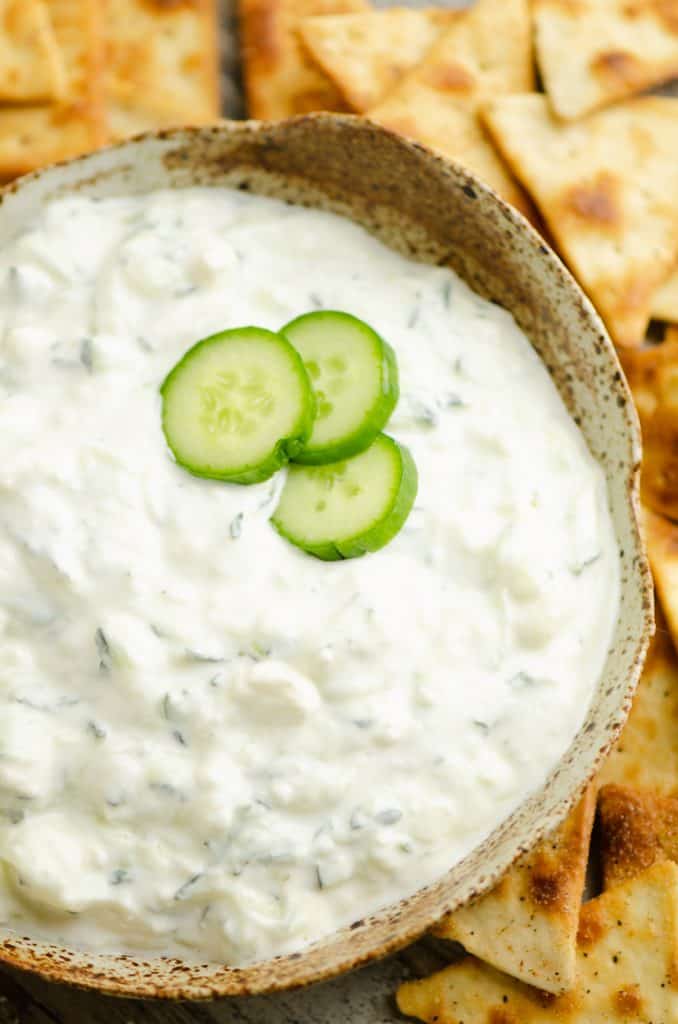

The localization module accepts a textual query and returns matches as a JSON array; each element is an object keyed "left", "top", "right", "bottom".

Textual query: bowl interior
[{"left": 0, "top": 115, "right": 652, "bottom": 998}]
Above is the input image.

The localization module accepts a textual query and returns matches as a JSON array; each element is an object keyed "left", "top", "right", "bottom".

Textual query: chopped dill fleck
[
  {"left": 230, "top": 513, "right": 244, "bottom": 539},
  {"left": 95, "top": 628, "right": 111, "bottom": 672},
  {"left": 110, "top": 869, "right": 130, "bottom": 886},
  {"left": 375, "top": 808, "right": 402, "bottom": 826},
  {"left": 80, "top": 338, "right": 93, "bottom": 371},
  {"left": 570, "top": 552, "right": 601, "bottom": 576},
  {"left": 87, "top": 720, "right": 106, "bottom": 740},
  {"left": 173, "top": 729, "right": 188, "bottom": 747},
  {"left": 174, "top": 873, "right": 202, "bottom": 900}
]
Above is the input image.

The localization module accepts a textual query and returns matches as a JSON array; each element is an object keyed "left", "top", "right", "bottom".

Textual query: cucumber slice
[
  {"left": 281, "top": 311, "right": 399, "bottom": 465},
  {"left": 271, "top": 434, "right": 417, "bottom": 560},
  {"left": 160, "top": 327, "right": 315, "bottom": 484}
]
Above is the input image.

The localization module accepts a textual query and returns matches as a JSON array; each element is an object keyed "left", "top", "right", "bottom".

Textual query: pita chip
[
  {"left": 483, "top": 94, "right": 678, "bottom": 347},
  {"left": 0, "top": 0, "right": 66, "bottom": 102},
  {"left": 105, "top": 0, "right": 220, "bottom": 141},
  {"left": 398, "top": 861, "right": 678, "bottom": 1023},
  {"left": 298, "top": 8, "right": 460, "bottom": 113},
  {"left": 599, "top": 783, "right": 678, "bottom": 889},
  {"left": 598, "top": 589, "right": 678, "bottom": 793},
  {"left": 240, "top": 0, "right": 367, "bottom": 120},
  {"left": 617, "top": 336, "right": 678, "bottom": 433},
  {"left": 652, "top": 265, "right": 678, "bottom": 323},
  {"left": 433, "top": 788, "right": 595, "bottom": 995},
  {"left": 534, "top": 0, "right": 678, "bottom": 122},
  {"left": 644, "top": 508, "right": 678, "bottom": 651},
  {"left": 0, "top": 0, "right": 106, "bottom": 180},
  {"left": 367, "top": 0, "right": 535, "bottom": 220}
]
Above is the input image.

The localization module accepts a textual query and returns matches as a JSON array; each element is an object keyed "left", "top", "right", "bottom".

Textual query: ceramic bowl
[{"left": 0, "top": 115, "right": 653, "bottom": 998}]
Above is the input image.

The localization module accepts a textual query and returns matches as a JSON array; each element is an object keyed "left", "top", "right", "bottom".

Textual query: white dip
[{"left": 0, "top": 188, "right": 619, "bottom": 964}]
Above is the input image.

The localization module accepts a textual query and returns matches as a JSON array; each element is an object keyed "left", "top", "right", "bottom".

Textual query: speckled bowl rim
[{"left": 0, "top": 115, "right": 653, "bottom": 1000}]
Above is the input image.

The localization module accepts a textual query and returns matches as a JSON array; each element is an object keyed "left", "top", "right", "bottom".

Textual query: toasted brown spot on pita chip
[
  {"left": 434, "top": 788, "right": 595, "bottom": 994},
  {"left": 422, "top": 62, "right": 476, "bottom": 92},
  {"left": 563, "top": 171, "right": 621, "bottom": 227},
  {"left": 598, "top": 784, "right": 678, "bottom": 888},
  {"left": 644, "top": 0, "right": 678, "bottom": 34},
  {"left": 614, "top": 985, "right": 644, "bottom": 1015},
  {"left": 399, "top": 862, "right": 678, "bottom": 1024},
  {"left": 591, "top": 48, "right": 644, "bottom": 85}
]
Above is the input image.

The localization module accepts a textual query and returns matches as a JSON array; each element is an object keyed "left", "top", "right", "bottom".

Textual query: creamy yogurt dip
[{"left": 0, "top": 187, "right": 619, "bottom": 964}]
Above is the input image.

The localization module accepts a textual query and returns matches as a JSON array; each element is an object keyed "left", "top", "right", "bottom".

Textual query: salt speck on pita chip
[
  {"left": 433, "top": 787, "right": 595, "bottom": 995},
  {"left": 0, "top": 0, "right": 106, "bottom": 180},
  {"left": 652, "top": 265, "right": 678, "bottom": 323},
  {"left": 105, "top": 0, "right": 220, "bottom": 141},
  {"left": 397, "top": 860, "right": 678, "bottom": 1024},
  {"left": 599, "top": 784, "right": 678, "bottom": 890},
  {"left": 298, "top": 8, "right": 461, "bottom": 113},
  {"left": 483, "top": 94, "right": 678, "bottom": 347},
  {"left": 598, "top": 588, "right": 678, "bottom": 793},
  {"left": 534, "top": 0, "right": 678, "bottom": 121},
  {"left": 367, "top": 0, "right": 535, "bottom": 220},
  {"left": 0, "top": 0, "right": 65, "bottom": 102},
  {"left": 240, "top": 0, "right": 367, "bottom": 119}
]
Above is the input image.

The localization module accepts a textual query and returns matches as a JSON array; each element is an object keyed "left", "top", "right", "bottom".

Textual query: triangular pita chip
[
  {"left": 652, "top": 266, "right": 678, "bottom": 322},
  {"left": 598, "top": 587, "right": 678, "bottom": 793},
  {"left": 534, "top": 0, "right": 678, "bottom": 121},
  {"left": 298, "top": 8, "right": 461, "bottom": 113},
  {"left": 398, "top": 861, "right": 678, "bottom": 1023},
  {"left": 240, "top": 0, "right": 367, "bottom": 119},
  {"left": 367, "top": 0, "right": 535, "bottom": 220},
  {"left": 483, "top": 93, "right": 678, "bottom": 347},
  {"left": 433, "top": 787, "right": 595, "bottom": 995},
  {"left": 105, "top": 0, "right": 220, "bottom": 141},
  {"left": 598, "top": 784, "right": 678, "bottom": 889},
  {"left": 0, "top": 0, "right": 106, "bottom": 180},
  {"left": 0, "top": 0, "right": 65, "bottom": 102}
]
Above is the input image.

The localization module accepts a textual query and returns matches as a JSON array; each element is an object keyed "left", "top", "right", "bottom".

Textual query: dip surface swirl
[{"left": 0, "top": 188, "right": 619, "bottom": 964}]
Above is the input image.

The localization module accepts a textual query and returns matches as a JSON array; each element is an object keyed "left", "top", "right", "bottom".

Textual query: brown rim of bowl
[{"left": 0, "top": 114, "right": 653, "bottom": 999}]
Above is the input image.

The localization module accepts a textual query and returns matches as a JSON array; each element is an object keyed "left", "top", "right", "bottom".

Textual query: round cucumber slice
[
  {"left": 160, "top": 327, "right": 315, "bottom": 484},
  {"left": 271, "top": 434, "right": 418, "bottom": 561},
  {"left": 281, "top": 311, "right": 399, "bottom": 465}
]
